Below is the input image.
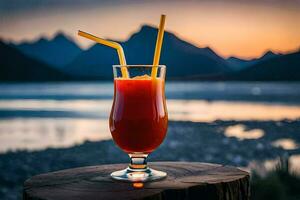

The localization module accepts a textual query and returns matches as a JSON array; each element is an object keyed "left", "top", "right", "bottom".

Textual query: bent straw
[
  {"left": 151, "top": 14, "right": 166, "bottom": 78},
  {"left": 78, "top": 30, "right": 129, "bottom": 78}
]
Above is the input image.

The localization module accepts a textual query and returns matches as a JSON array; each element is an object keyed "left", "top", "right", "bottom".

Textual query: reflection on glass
[{"left": 132, "top": 182, "right": 144, "bottom": 189}]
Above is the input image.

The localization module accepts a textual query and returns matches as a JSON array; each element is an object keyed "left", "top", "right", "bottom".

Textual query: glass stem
[{"left": 129, "top": 154, "right": 148, "bottom": 171}]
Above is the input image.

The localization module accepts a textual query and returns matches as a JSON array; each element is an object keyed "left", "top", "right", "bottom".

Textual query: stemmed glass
[{"left": 109, "top": 65, "right": 168, "bottom": 182}]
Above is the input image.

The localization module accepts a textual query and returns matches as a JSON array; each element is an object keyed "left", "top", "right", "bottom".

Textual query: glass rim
[{"left": 113, "top": 65, "right": 166, "bottom": 68}]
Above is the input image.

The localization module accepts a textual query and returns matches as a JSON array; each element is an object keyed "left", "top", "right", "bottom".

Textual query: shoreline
[{"left": 1, "top": 119, "right": 300, "bottom": 199}]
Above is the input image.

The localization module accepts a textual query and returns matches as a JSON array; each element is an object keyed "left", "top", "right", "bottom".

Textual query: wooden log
[{"left": 23, "top": 162, "right": 250, "bottom": 200}]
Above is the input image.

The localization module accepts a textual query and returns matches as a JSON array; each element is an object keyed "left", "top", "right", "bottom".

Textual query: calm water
[{"left": 0, "top": 81, "right": 300, "bottom": 153}]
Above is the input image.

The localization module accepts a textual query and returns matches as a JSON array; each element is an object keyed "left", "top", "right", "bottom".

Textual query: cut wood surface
[{"left": 24, "top": 162, "right": 250, "bottom": 200}]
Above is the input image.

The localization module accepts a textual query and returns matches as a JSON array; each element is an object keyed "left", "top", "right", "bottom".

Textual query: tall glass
[{"left": 109, "top": 65, "right": 168, "bottom": 182}]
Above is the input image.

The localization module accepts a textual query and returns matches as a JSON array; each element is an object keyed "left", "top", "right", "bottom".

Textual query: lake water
[{"left": 1, "top": 81, "right": 300, "bottom": 153}]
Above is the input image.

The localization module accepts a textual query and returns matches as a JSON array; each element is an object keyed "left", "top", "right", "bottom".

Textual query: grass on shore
[{"left": 251, "top": 156, "right": 300, "bottom": 200}]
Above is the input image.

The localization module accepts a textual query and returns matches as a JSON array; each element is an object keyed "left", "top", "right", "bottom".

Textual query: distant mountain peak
[
  {"left": 261, "top": 50, "right": 278, "bottom": 60},
  {"left": 226, "top": 56, "right": 245, "bottom": 61},
  {"left": 202, "top": 46, "right": 219, "bottom": 55},
  {"left": 227, "top": 56, "right": 236, "bottom": 60},
  {"left": 14, "top": 31, "right": 82, "bottom": 67},
  {"left": 130, "top": 25, "right": 157, "bottom": 37},
  {"left": 139, "top": 25, "right": 157, "bottom": 32},
  {"left": 263, "top": 50, "right": 276, "bottom": 56},
  {"left": 53, "top": 31, "right": 71, "bottom": 41},
  {"left": 125, "top": 25, "right": 156, "bottom": 43},
  {"left": 36, "top": 37, "right": 49, "bottom": 43}
]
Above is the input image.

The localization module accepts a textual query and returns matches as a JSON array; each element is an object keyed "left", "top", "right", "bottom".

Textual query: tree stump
[{"left": 23, "top": 162, "right": 250, "bottom": 200}]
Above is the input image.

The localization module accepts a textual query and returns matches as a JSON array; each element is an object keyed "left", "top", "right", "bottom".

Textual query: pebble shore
[{"left": 1, "top": 119, "right": 300, "bottom": 200}]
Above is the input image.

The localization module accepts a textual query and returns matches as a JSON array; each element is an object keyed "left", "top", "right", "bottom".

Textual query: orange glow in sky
[{"left": 1, "top": 1, "right": 300, "bottom": 58}]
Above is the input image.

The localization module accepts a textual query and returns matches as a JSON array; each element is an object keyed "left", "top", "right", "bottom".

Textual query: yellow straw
[
  {"left": 151, "top": 14, "right": 166, "bottom": 78},
  {"left": 78, "top": 30, "right": 128, "bottom": 78}
]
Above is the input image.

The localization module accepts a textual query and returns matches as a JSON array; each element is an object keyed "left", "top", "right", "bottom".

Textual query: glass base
[{"left": 111, "top": 167, "right": 167, "bottom": 182}]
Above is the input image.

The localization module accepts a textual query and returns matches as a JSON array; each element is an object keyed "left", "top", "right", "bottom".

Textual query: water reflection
[
  {"left": 1, "top": 99, "right": 300, "bottom": 121},
  {"left": 0, "top": 100, "right": 111, "bottom": 112},
  {"left": 0, "top": 99, "right": 300, "bottom": 152},
  {"left": 0, "top": 119, "right": 110, "bottom": 152},
  {"left": 272, "top": 138, "right": 299, "bottom": 150},
  {"left": 168, "top": 100, "right": 300, "bottom": 122},
  {"left": 224, "top": 124, "right": 265, "bottom": 140}
]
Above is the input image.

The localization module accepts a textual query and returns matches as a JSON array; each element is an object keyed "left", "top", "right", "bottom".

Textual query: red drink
[{"left": 109, "top": 76, "right": 168, "bottom": 154}]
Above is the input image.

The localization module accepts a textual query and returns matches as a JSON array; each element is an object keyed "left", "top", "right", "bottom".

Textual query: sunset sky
[{"left": 1, "top": 0, "right": 300, "bottom": 59}]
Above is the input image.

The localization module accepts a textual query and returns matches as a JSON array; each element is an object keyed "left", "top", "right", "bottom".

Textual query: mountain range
[
  {"left": 13, "top": 32, "right": 82, "bottom": 68},
  {"left": 226, "top": 51, "right": 280, "bottom": 71},
  {"left": 66, "top": 26, "right": 230, "bottom": 79},
  {"left": 228, "top": 50, "right": 300, "bottom": 81},
  {"left": 1, "top": 25, "right": 300, "bottom": 81},
  {"left": 0, "top": 41, "right": 69, "bottom": 82}
]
